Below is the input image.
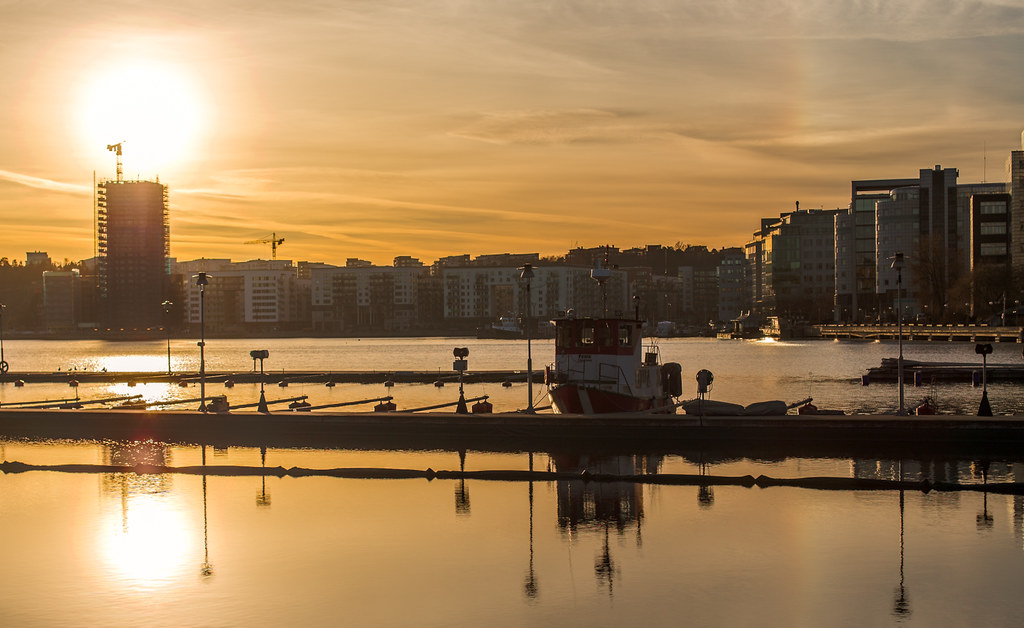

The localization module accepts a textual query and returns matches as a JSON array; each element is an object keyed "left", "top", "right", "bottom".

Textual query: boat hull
[{"left": 548, "top": 384, "right": 674, "bottom": 414}]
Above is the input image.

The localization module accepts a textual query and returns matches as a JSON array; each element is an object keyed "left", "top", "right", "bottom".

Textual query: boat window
[
  {"left": 581, "top": 323, "right": 595, "bottom": 345},
  {"left": 557, "top": 324, "right": 573, "bottom": 348},
  {"left": 596, "top": 321, "right": 615, "bottom": 348},
  {"left": 619, "top": 324, "right": 633, "bottom": 347}
]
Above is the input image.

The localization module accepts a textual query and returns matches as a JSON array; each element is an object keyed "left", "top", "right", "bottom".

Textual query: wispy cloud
[{"left": 0, "top": 170, "right": 90, "bottom": 195}]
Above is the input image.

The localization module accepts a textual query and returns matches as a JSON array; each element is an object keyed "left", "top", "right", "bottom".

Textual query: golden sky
[{"left": 1, "top": 1, "right": 1022, "bottom": 266}]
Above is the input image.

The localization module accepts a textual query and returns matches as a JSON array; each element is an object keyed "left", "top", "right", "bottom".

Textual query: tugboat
[{"left": 545, "top": 312, "right": 682, "bottom": 414}]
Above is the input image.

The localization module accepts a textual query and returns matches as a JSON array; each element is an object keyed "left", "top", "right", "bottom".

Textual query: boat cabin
[{"left": 550, "top": 316, "right": 661, "bottom": 398}]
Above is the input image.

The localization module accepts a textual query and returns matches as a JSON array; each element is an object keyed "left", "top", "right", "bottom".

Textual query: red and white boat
[{"left": 546, "top": 314, "right": 682, "bottom": 414}]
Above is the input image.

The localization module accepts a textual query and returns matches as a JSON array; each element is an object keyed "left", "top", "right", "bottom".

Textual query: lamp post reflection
[
  {"left": 257, "top": 446, "right": 271, "bottom": 508},
  {"left": 523, "top": 451, "right": 538, "bottom": 600},
  {"left": 454, "top": 449, "right": 470, "bottom": 515},
  {"left": 201, "top": 444, "right": 212, "bottom": 577},
  {"left": 892, "top": 459, "right": 909, "bottom": 618},
  {"left": 976, "top": 460, "right": 993, "bottom": 529}
]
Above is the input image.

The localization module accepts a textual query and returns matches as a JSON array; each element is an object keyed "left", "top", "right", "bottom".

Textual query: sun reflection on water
[{"left": 99, "top": 491, "right": 195, "bottom": 589}]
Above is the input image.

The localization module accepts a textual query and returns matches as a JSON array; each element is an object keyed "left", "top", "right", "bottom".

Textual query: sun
[{"left": 75, "top": 59, "right": 206, "bottom": 178}]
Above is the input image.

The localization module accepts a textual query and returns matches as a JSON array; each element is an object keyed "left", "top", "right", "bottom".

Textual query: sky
[{"left": 1, "top": 0, "right": 1023, "bottom": 266}]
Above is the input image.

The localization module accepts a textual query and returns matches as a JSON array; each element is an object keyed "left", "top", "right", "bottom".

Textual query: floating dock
[
  {"left": 817, "top": 323, "right": 1024, "bottom": 342},
  {"left": 2, "top": 408, "right": 1023, "bottom": 458},
  {"left": 0, "top": 370, "right": 541, "bottom": 385},
  {"left": 865, "top": 358, "right": 1024, "bottom": 383}
]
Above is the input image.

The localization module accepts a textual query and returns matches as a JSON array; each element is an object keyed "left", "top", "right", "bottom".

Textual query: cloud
[{"left": 0, "top": 170, "right": 90, "bottom": 195}]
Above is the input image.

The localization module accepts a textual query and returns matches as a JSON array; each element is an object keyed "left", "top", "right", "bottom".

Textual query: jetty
[
  {"left": 817, "top": 323, "right": 1024, "bottom": 342},
  {"left": 0, "top": 369, "right": 542, "bottom": 386},
  {"left": 2, "top": 407, "right": 1023, "bottom": 459},
  {"left": 865, "top": 358, "right": 1024, "bottom": 383}
]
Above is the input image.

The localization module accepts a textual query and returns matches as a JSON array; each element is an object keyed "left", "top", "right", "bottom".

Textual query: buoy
[
  {"left": 384, "top": 379, "right": 394, "bottom": 388},
  {"left": 127, "top": 380, "right": 136, "bottom": 387},
  {"left": 434, "top": 380, "right": 444, "bottom": 387},
  {"left": 972, "top": 370, "right": 981, "bottom": 387},
  {"left": 471, "top": 399, "right": 493, "bottom": 414},
  {"left": 913, "top": 371, "right": 922, "bottom": 387},
  {"left": 325, "top": 381, "right": 335, "bottom": 388},
  {"left": 14, "top": 379, "right": 24, "bottom": 387},
  {"left": 68, "top": 379, "right": 79, "bottom": 388},
  {"left": 861, "top": 374, "right": 870, "bottom": 386},
  {"left": 224, "top": 379, "right": 234, "bottom": 388},
  {"left": 501, "top": 380, "right": 512, "bottom": 388},
  {"left": 374, "top": 401, "right": 397, "bottom": 412},
  {"left": 279, "top": 381, "right": 289, "bottom": 387},
  {"left": 178, "top": 379, "right": 189, "bottom": 388}
]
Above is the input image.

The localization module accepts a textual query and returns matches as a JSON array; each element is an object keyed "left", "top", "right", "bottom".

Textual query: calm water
[
  {"left": 0, "top": 336, "right": 1021, "bottom": 414},
  {"left": 2, "top": 338, "right": 1024, "bottom": 625},
  {"left": 2, "top": 441, "right": 1023, "bottom": 626}
]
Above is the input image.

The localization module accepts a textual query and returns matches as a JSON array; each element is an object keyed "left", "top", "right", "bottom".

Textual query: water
[
  {"left": 2, "top": 441, "right": 1023, "bottom": 626},
  {"left": 1, "top": 336, "right": 1021, "bottom": 414},
  {"left": 2, "top": 337, "right": 1024, "bottom": 625}
]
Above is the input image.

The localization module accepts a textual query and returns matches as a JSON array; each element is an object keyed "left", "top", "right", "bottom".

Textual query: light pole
[
  {"left": 162, "top": 300, "right": 173, "bottom": 376},
  {"left": 251, "top": 349, "right": 269, "bottom": 413},
  {"left": 519, "top": 263, "right": 535, "bottom": 413},
  {"left": 194, "top": 273, "right": 210, "bottom": 412},
  {"left": 0, "top": 303, "right": 8, "bottom": 374},
  {"left": 890, "top": 252, "right": 905, "bottom": 415}
]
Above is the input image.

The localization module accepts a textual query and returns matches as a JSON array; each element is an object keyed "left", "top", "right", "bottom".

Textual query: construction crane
[
  {"left": 246, "top": 233, "right": 286, "bottom": 260},
  {"left": 106, "top": 142, "right": 124, "bottom": 182}
]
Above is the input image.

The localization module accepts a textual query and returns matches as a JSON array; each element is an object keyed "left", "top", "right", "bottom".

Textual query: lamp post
[
  {"left": 162, "top": 300, "right": 173, "bottom": 376},
  {"left": 519, "top": 263, "right": 535, "bottom": 413},
  {"left": 0, "top": 302, "right": 8, "bottom": 374},
  {"left": 251, "top": 349, "right": 270, "bottom": 413},
  {"left": 890, "top": 253, "right": 905, "bottom": 415},
  {"left": 194, "top": 273, "right": 210, "bottom": 412}
]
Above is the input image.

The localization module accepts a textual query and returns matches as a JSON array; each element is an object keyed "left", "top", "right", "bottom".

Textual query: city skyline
[{"left": 2, "top": 1, "right": 1023, "bottom": 266}]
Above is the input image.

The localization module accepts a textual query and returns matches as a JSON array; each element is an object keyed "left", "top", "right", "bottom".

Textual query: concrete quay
[{"left": 2, "top": 407, "right": 1023, "bottom": 459}]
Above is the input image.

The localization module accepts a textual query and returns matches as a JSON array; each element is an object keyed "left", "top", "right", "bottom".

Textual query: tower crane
[
  {"left": 106, "top": 142, "right": 124, "bottom": 182},
  {"left": 246, "top": 233, "right": 286, "bottom": 259}
]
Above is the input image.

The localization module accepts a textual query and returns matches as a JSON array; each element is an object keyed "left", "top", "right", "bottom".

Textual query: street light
[
  {"left": 519, "top": 263, "right": 535, "bottom": 413},
  {"left": 890, "top": 252, "right": 905, "bottom": 415},
  {"left": 162, "top": 300, "right": 173, "bottom": 376},
  {"left": 0, "top": 303, "right": 8, "bottom": 374},
  {"left": 194, "top": 273, "right": 210, "bottom": 412},
  {"left": 251, "top": 349, "right": 270, "bottom": 413}
]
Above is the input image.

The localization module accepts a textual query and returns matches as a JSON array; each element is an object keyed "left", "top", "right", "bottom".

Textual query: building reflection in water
[{"left": 101, "top": 441, "right": 173, "bottom": 531}]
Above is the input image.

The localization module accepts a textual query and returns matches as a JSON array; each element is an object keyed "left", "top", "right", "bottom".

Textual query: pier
[
  {"left": 0, "top": 369, "right": 542, "bottom": 386},
  {"left": 2, "top": 407, "right": 1024, "bottom": 459},
  {"left": 816, "top": 323, "right": 1024, "bottom": 342}
]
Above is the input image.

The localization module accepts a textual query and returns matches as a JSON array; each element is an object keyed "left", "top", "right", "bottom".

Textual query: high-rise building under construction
[{"left": 96, "top": 179, "right": 169, "bottom": 329}]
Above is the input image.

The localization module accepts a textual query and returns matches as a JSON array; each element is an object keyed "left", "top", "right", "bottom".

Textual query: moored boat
[{"left": 545, "top": 313, "right": 682, "bottom": 414}]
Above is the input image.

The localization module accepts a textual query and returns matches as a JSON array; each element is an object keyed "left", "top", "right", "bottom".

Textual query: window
[
  {"left": 980, "top": 243, "right": 1006, "bottom": 256},
  {"left": 979, "top": 202, "right": 1006, "bottom": 215},
  {"left": 979, "top": 223, "right": 1006, "bottom": 235}
]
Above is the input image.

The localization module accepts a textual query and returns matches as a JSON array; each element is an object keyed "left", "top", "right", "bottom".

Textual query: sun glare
[{"left": 76, "top": 60, "right": 205, "bottom": 178}]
